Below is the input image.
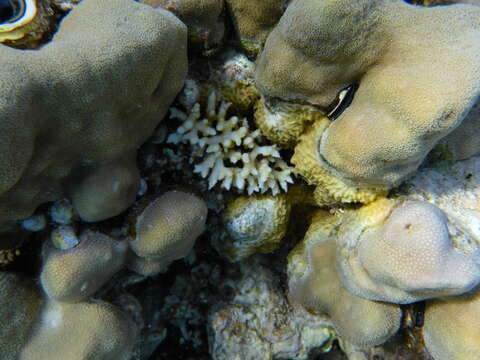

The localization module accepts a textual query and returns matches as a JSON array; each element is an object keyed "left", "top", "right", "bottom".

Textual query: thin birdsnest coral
[{"left": 167, "top": 91, "right": 295, "bottom": 195}]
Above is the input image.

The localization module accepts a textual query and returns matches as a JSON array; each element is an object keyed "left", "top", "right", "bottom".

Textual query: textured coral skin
[
  {"left": 0, "top": 0, "right": 187, "bottom": 234},
  {"left": 20, "top": 300, "right": 137, "bottom": 360},
  {"left": 40, "top": 231, "right": 127, "bottom": 303},
  {"left": 423, "top": 290, "right": 480, "bottom": 360},
  {"left": 0, "top": 273, "right": 43, "bottom": 360},
  {"left": 225, "top": 0, "right": 286, "bottom": 53},
  {"left": 127, "top": 191, "right": 208, "bottom": 275},
  {"left": 288, "top": 211, "right": 401, "bottom": 348},
  {"left": 256, "top": 0, "right": 480, "bottom": 187},
  {"left": 336, "top": 200, "right": 480, "bottom": 304}
]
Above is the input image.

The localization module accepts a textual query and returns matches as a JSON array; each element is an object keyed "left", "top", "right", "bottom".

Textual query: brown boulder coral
[
  {"left": 255, "top": 0, "right": 480, "bottom": 188},
  {"left": 336, "top": 199, "right": 480, "bottom": 304},
  {"left": 225, "top": 0, "right": 287, "bottom": 54},
  {"left": 0, "top": 0, "right": 187, "bottom": 234},
  {"left": 0, "top": 272, "right": 43, "bottom": 360},
  {"left": 127, "top": 190, "right": 208, "bottom": 276},
  {"left": 20, "top": 300, "right": 138, "bottom": 360},
  {"left": 288, "top": 210, "right": 402, "bottom": 348},
  {"left": 423, "top": 289, "right": 480, "bottom": 360},
  {"left": 40, "top": 230, "right": 127, "bottom": 303}
]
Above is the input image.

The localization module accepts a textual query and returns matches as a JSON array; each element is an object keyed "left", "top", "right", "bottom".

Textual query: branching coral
[{"left": 167, "top": 91, "right": 295, "bottom": 195}]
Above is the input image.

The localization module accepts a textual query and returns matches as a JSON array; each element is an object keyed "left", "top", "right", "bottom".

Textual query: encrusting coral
[
  {"left": 336, "top": 199, "right": 480, "bottom": 304},
  {"left": 126, "top": 190, "right": 208, "bottom": 276},
  {"left": 255, "top": 0, "right": 480, "bottom": 189},
  {"left": 167, "top": 91, "right": 295, "bottom": 195},
  {"left": 0, "top": 0, "right": 187, "bottom": 235},
  {"left": 292, "top": 118, "right": 386, "bottom": 206},
  {"left": 287, "top": 211, "right": 402, "bottom": 348}
]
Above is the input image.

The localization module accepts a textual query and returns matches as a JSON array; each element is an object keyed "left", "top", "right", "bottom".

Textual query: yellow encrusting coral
[
  {"left": 167, "top": 91, "right": 295, "bottom": 195},
  {"left": 292, "top": 119, "right": 385, "bottom": 206},
  {"left": 254, "top": 97, "right": 326, "bottom": 149}
]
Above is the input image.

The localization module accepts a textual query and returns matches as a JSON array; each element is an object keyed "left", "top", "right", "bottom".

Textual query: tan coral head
[{"left": 0, "top": 0, "right": 37, "bottom": 41}]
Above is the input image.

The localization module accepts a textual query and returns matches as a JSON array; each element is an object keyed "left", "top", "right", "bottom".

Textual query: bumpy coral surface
[
  {"left": 140, "top": 0, "right": 225, "bottom": 52},
  {"left": 127, "top": 190, "right": 208, "bottom": 276},
  {"left": 40, "top": 230, "right": 127, "bottom": 302},
  {"left": 167, "top": 92, "right": 295, "bottom": 195},
  {"left": 336, "top": 199, "right": 480, "bottom": 304},
  {"left": 0, "top": 0, "right": 187, "bottom": 234},
  {"left": 423, "top": 290, "right": 480, "bottom": 360},
  {"left": 225, "top": 0, "right": 286, "bottom": 54},
  {"left": 288, "top": 211, "right": 402, "bottom": 348},
  {"left": 256, "top": 0, "right": 480, "bottom": 188},
  {"left": 20, "top": 300, "right": 138, "bottom": 360},
  {"left": 209, "top": 260, "right": 335, "bottom": 360},
  {"left": 0, "top": 272, "right": 43, "bottom": 360}
]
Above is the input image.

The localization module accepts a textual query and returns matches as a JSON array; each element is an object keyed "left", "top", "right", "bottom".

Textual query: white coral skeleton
[{"left": 167, "top": 92, "right": 295, "bottom": 195}]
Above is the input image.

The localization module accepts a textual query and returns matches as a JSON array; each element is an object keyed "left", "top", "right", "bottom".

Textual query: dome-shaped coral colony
[{"left": 0, "top": 0, "right": 479, "bottom": 359}]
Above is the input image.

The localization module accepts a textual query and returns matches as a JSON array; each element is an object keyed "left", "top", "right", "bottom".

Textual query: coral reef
[
  {"left": 336, "top": 199, "right": 480, "bottom": 304},
  {"left": 167, "top": 91, "right": 295, "bottom": 195},
  {"left": 140, "top": 0, "right": 225, "bottom": 53},
  {"left": 127, "top": 190, "right": 208, "bottom": 276},
  {"left": 288, "top": 211, "right": 402, "bottom": 348},
  {"left": 209, "top": 260, "right": 336, "bottom": 360},
  {"left": 2, "top": 0, "right": 480, "bottom": 359},
  {"left": 255, "top": 0, "right": 480, "bottom": 189},
  {"left": 423, "top": 290, "right": 480, "bottom": 360},
  {"left": 225, "top": 0, "right": 286, "bottom": 54},
  {"left": 0, "top": 0, "right": 187, "bottom": 235}
]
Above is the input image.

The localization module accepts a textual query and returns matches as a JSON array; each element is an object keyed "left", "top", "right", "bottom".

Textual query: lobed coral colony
[{"left": 0, "top": 0, "right": 480, "bottom": 359}]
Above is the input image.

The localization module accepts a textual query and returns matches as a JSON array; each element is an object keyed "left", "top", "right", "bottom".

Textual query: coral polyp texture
[
  {"left": 40, "top": 230, "right": 127, "bottom": 303},
  {"left": 167, "top": 91, "right": 295, "bottom": 195},
  {"left": 423, "top": 290, "right": 480, "bottom": 360},
  {"left": 127, "top": 190, "right": 208, "bottom": 276},
  {"left": 255, "top": 0, "right": 480, "bottom": 188},
  {"left": 336, "top": 199, "right": 480, "bottom": 304},
  {"left": 0, "top": 0, "right": 187, "bottom": 234},
  {"left": 287, "top": 212, "right": 402, "bottom": 348}
]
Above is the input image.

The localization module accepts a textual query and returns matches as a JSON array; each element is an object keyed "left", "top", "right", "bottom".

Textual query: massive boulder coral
[
  {"left": 422, "top": 290, "right": 480, "bottom": 360},
  {"left": 255, "top": 0, "right": 480, "bottom": 188},
  {"left": 20, "top": 300, "right": 138, "bottom": 360},
  {"left": 225, "top": 0, "right": 286, "bottom": 54},
  {"left": 336, "top": 199, "right": 480, "bottom": 304},
  {"left": 126, "top": 190, "right": 208, "bottom": 276},
  {"left": 0, "top": 0, "right": 187, "bottom": 234},
  {"left": 140, "top": 0, "right": 225, "bottom": 52},
  {"left": 288, "top": 211, "right": 402, "bottom": 348},
  {"left": 0, "top": 272, "right": 43, "bottom": 360}
]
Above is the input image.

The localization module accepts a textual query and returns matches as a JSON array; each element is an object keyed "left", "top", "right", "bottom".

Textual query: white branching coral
[{"left": 167, "top": 92, "right": 295, "bottom": 195}]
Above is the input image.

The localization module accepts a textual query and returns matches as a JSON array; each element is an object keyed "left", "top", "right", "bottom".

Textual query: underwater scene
[{"left": 0, "top": 0, "right": 480, "bottom": 359}]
